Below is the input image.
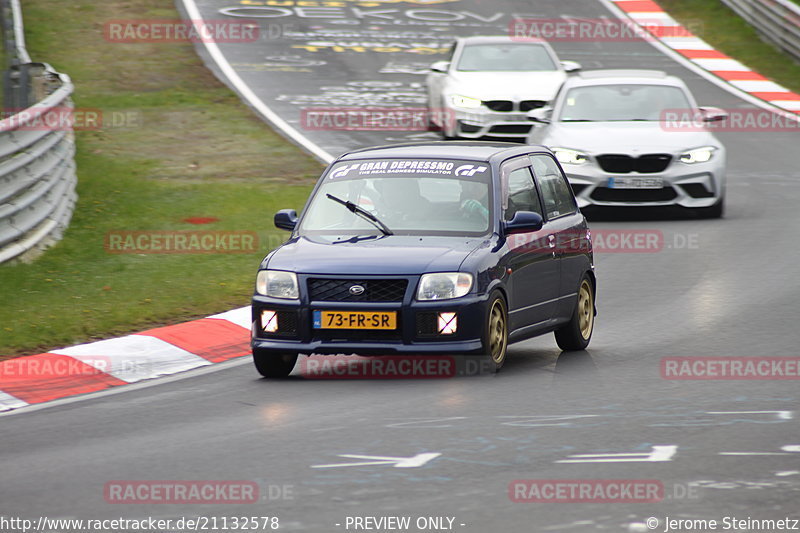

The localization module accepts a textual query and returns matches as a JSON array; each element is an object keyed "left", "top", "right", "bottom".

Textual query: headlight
[
  {"left": 552, "top": 147, "right": 589, "bottom": 165},
  {"left": 679, "top": 146, "right": 715, "bottom": 164},
  {"left": 417, "top": 273, "right": 473, "bottom": 301},
  {"left": 256, "top": 270, "right": 299, "bottom": 299},
  {"left": 450, "top": 95, "right": 482, "bottom": 109}
]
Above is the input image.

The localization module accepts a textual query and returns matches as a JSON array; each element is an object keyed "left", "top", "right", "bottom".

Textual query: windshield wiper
[
  {"left": 561, "top": 119, "right": 598, "bottom": 122},
  {"left": 326, "top": 194, "right": 393, "bottom": 236}
]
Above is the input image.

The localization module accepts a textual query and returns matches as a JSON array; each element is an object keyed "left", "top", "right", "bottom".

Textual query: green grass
[
  {"left": 0, "top": 0, "right": 324, "bottom": 357},
  {"left": 658, "top": 0, "right": 800, "bottom": 94}
]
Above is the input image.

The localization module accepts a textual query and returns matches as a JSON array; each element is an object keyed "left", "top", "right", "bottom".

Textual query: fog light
[
  {"left": 438, "top": 312, "right": 457, "bottom": 335},
  {"left": 261, "top": 310, "right": 278, "bottom": 333}
]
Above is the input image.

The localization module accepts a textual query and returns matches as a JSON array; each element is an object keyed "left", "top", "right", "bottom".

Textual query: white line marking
[
  {"left": 312, "top": 452, "right": 441, "bottom": 469},
  {"left": 178, "top": 0, "right": 334, "bottom": 163},
  {"left": 707, "top": 410, "right": 793, "bottom": 420},
  {"left": 557, "top": 445, "right": 677, "bottom": 463},
  {"left": 776, "top": 471, "right": 799, "bottom": 477}
]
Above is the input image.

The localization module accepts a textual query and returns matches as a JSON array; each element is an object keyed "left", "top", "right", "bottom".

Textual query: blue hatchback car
[{"left": 251, "top": 142, "right": 596, "bottom": 377}]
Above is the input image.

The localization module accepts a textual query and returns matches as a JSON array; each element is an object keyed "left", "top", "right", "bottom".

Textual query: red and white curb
[
  {"left": 611, "top": 0, "right": 800, "bottom": 113},
  {"left": 0, "top": 307, "right": 251, "bottom": 411}
]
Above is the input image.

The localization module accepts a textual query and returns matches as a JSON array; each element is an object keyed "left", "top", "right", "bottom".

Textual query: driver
[{"left": 460, "top": 180, "right": 489, "bottom": 224}]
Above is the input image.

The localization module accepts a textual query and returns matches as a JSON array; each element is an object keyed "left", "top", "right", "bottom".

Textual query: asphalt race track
[{"left": 2, "top": 0, "right": 800, "bottom": 531}]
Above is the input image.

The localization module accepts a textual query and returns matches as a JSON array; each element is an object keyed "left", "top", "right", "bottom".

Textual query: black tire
[
  {"left": 554, "top": 275, "right": 595, "bottom": 351},
  {"left": 698, "top": 197, "right": 724, "bottom": 219},
  {"left": 481, "top": 292, "right": 509, "bottom": 372},
  {"left": 252, "top": 350, "right": 298, "bottom": 378}
]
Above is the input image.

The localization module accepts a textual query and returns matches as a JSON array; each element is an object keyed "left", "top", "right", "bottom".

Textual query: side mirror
[
  {"left": 430, "top": 60, "right": 450, "bottom": 73},
  {"left": 698, "top": 106, "right": 728, "bottom": 123},
  {"left": 274, "top": 209, "right": 298, "bottom": 231},
  {"left": 560, "top": 60, "right": 582, "bottom": 73},
  {"left": 527, "top": 107, "right": 552, "bottom": 124},
  {"left": 504, "top": 211, "right": 544, "bottom": 235}
]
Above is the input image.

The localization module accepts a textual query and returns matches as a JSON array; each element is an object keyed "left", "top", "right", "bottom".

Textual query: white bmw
[{"left": 426, "top": 35, "right": 580, "bottom": 140}]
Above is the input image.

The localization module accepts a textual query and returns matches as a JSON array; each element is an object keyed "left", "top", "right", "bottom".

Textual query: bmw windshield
[
  {"left": 559, "top": 84, "right": 692, "bottom": 122},
  {"left": 299, "top": 159, "right": 493, "bottom": 237}
]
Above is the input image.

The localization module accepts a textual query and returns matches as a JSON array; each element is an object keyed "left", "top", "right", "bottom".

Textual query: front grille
[
  {"left": 591, "top": 186, "right": 678, "bottom": 203},
  {"left": 520, "top": 100, "right": 546, "bottom": 112},
  {"left": 483, "top": 100, "right": 513, "bottom": 112},
  {"left": 596, "top": 154, "right": 672, "bottom": 174},
  {"left": 308, "top": 278, "right": 408, "bottom": 302},
  {"left": 680, "top": 183, "right": 715, "bottom": 198},
  {"left": 489, "top": 124, "right": 532, "bottom": 134}
]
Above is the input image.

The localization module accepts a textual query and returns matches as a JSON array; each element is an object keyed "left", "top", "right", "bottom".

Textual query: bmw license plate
[
  {"left": 313, "top": 310, "right": 397, "bottom": 330},
  {"left": 608, "top": 177, "right": 663, "bottom": 189}
]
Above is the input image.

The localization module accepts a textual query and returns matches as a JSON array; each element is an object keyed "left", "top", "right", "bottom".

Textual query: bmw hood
[
  {"left": 540, "top": 121, "right": 721, "bottom": 154},
  {"left": 266, "top": 235, "right": 484, "bottom": 275},
  {"left": 446, "top": 71, "right": 566, "bottom": 101}
]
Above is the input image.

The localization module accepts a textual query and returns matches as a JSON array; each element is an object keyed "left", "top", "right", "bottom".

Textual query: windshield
[
  {"left": 299, "top": 159, "right": 493, "bottom": 237},
  {"left": 456, "top": 44, "right": 557, "bottom": 72},
  {"left": 558, "top": 84, "right": 692, "bottom": 122}
]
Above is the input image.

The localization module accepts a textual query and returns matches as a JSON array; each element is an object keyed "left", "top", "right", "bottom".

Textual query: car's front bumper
[
  {"left": 561, "top": 157, "right": 725, "bottom": 209},
  {"left": 446, "top": 108, "right": 536, "bottom": 139},
  {"left": 250, "top": 291, "right": 489, "bottom": 356}
]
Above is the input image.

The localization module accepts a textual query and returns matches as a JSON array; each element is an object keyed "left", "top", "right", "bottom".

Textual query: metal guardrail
[
  {"left": 721, "top": 0, "right": 800, "bottom": 64},
  {"left": 0, "top": 0, "right": 77, "bottom": 263}
]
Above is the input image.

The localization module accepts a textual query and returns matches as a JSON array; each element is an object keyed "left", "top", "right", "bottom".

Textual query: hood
[
  {"left": 446, "top": 71, "right": 566, "bottom": 101},
  {"left": 267, "top": 235, "right": 484, "bottom": 275},
  {"left": 539, "top": 121, "right": 720, "bottom": 154}
]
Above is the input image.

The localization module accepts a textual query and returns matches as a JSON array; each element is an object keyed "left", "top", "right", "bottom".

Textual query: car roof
[
  {"left": 456, "top": 35, "right": 547, "bottom": 46},
  {"left": 339, "top": 141, "right": 549, "bottom": 163},
  {"left": 567, "top": 69, "right": 685, "bottom": 87}
]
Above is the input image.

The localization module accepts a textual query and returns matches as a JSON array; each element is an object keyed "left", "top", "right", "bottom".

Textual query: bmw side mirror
[
  {"left": 560, "top": 60, "right": 582, "bottom": 73},
  {"left": 527, "top": 107, "right": 552, "bottom": 124},
  {"left": 274, "top": 209, "right": 298, "bottom": 231},
  {"left": 698, "top": 106, "right": 728, "bottom": 123},
  {"left": 504, "top": 211, "right": 544, "bottom": 235},
  {"left": 430, "top": 60, "right": 450, "bottom": 73}
]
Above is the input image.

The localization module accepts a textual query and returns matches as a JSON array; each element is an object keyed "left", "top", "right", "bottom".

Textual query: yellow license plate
[{"left": 314, "top": 310, "right": 397, "bottom": 330}]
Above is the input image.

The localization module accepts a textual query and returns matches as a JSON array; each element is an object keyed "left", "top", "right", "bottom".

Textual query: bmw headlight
[
  {"left": 256, "top": 270, "right": 299, "bottom": 299},
  {"left": 450, "top": 95, "right": 482, "bottom": 109},
  {"left": 552, "top": 147, "right": 589, "bottom": 165},
  {"left": 417, "top": 273, "right": 473, "bottom": 301},
  {"left": 679, "top": 146, "right": 715, "bottom": 164}
]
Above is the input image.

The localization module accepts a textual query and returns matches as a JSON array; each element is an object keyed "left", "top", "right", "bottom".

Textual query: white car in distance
[{"left": 426, "top": 36, "right": 580, "bottom": 140}]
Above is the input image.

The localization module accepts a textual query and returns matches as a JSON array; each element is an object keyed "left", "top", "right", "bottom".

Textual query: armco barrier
[
  {"left": 0, "top": 0, "right": 76, "bottom": 263},
  {"left": 721, "top": 0, "right": 800, "bottom": 64}
]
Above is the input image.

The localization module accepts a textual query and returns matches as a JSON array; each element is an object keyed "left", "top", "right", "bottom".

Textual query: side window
[
  {"left": 531, "top": 154, "right": 577, "bottom": 219},
  {"left": 504, "top": 167, "right": 543, "bottom": 221}
]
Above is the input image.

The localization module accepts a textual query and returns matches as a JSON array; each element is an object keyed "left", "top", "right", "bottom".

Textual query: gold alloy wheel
[
  {"left": 488, "top": 299, "right": 507, "bottom": 364},
  {"left": 578, "top": 280, "right": 594, "bottom": 340}
]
